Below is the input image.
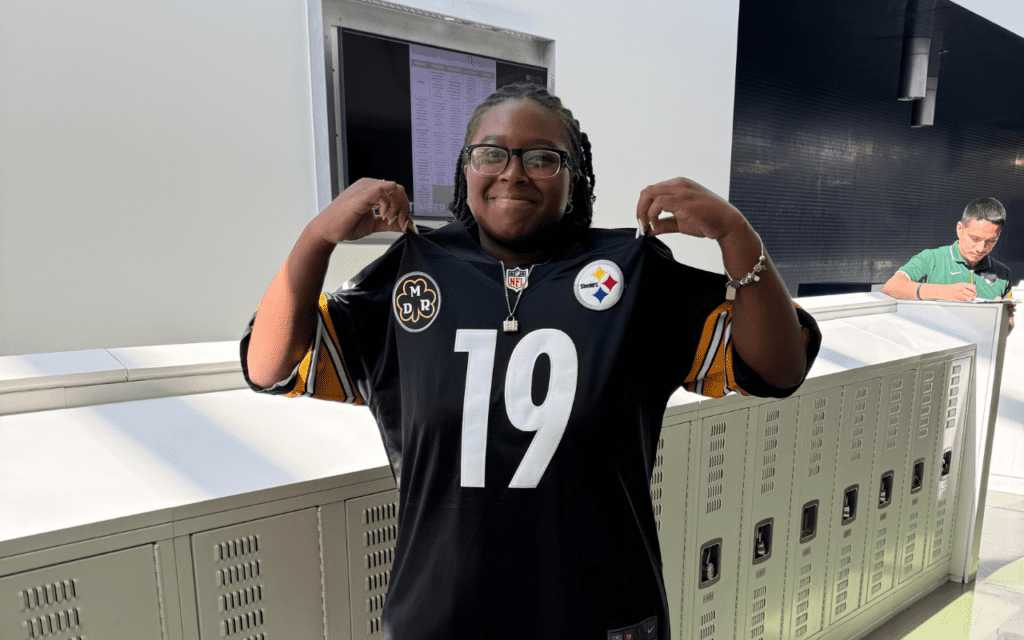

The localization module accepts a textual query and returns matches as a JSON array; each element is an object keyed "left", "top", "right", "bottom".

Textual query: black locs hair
[{"left": 448, "top": 83, "right": 597, "bottom": 231}]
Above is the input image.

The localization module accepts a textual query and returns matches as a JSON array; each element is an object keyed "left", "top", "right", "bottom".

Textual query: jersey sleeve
[
  {"left": 642, "top": 238, "right": 821, "bottom": 400},
  {"left": 897, "top": 249, "right": 933, "bottom": 283},
  {"left": 680, "top": 300, "right": 821, "bottom": 399},
  {"left": 239, "top": 293, "right": 367, "bottom": 403},
  {"left": 239, "top": 239, "right": 405, "bottom": 404}
]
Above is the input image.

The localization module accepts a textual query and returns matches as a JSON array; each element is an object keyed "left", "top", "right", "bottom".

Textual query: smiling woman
[{"left": 241, "top": 83, "right": 822, "bottom": 639}]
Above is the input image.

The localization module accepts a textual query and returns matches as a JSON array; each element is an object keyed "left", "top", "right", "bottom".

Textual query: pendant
[
  {"left": 505, "top": 267, "right": 530, "bottom": 292},
  {"left": 503, "top": 317, "right": 520, "bottom": 333}
]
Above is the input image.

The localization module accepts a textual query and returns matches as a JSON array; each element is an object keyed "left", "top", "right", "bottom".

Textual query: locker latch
[
  {"left": 842, "top": 485, "right": 858, "bottom": 525},
  {"left": 753, "top": 518, "right": 773, "bottom": 564},
  {"left": 699, "top": 539, "right": 722, "bottom": 588},
  {"left": 879, "top": 471, "right": 894, "bottom": 508},
  {"left": 941, "top": 450, "right": 952, "bottom": 478},
  {"left": 800, "top": 500, "right": 819, "bottom": 543},
  {"left": 911, "top": 458, "right": 925, "bottom": 494}
]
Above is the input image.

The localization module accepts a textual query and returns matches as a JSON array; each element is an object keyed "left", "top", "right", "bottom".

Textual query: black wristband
[{"left": 915, "top": 283, "right": 923, "bottom": 300}]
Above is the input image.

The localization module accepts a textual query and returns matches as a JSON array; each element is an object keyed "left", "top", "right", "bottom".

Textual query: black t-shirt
[{"left": 240, "top": 222, "right": 821, "bottom": 639}]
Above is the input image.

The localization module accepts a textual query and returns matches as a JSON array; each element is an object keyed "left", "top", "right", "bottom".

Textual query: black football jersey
[{"left": 240, "top": 222, "right": 821, "bottom": 639}]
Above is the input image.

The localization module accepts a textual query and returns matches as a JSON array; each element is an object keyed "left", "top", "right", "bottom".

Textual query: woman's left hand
[{"left": 636, "top": 177, "right": 747, "bottom": 241}]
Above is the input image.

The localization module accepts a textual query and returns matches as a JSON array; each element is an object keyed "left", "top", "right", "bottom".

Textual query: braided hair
[{"left": 448, "top": 83, "right": 597, "bottom": 231}]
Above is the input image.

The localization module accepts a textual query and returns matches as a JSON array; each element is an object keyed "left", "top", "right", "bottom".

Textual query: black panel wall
[{"left": 730, "top": 0, "right": 1024, "bottom": 294}]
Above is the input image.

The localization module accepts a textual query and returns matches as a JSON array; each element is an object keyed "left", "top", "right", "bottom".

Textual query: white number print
[{"left": 455, "top": 329, "right": 579, "bottom": 489}]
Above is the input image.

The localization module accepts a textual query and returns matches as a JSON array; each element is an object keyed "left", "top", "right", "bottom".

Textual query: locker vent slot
[
  {"left": 751, "top": 582, "right": 767, "bottom": 639},
  {"left": 24, "top": 607, "right": 82, "bottom": 639},
  {"left": 651, "top": 441, "right": 664, "bottom": 527},
  {"left": 217, "top": 536, "right": 260, "bottom": 561},
  {"left": 21, "top": 579, "right": 79, "bottom": 610},
  {"left": 707, "top": 429, "right": 726, "bottom": 513},
  {"left": 222, "top": 609, "right": 266, "bottom": 636},
  {"left": 359, "top": 497, "right": 400, "bottom": 637},
  {"left": 760, "top": 412, "right": 780, "bottom": 497},
  {"left": 214, "top": 534, "right": 267, "bottom": 637},
  {"left": 222, "top": 585, "right": 263, "bottom": 612}
]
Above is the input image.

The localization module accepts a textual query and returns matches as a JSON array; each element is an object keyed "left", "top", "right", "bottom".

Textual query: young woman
[{"left": 243, "top": 83, "right": 820, "bottom": 639}]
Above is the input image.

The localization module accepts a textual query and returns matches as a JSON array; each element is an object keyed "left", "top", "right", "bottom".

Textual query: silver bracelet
[{"left": 724, "top": 231, "right": 766, "bottom": 301}]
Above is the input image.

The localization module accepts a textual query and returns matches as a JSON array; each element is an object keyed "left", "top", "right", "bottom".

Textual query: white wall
[
  {"left": 0, "top": 0, "right": 741, "bottom": 356},
  {"left": 956, "top": 0, "right": 1024, "bottom": 39}
]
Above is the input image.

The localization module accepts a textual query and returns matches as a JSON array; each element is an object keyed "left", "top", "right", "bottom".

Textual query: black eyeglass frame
[{"left": 462, "top": 144, "right": 574, "bottom": 177}]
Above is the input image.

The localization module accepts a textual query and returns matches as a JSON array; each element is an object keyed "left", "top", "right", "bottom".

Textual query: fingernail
[
  {"left": 649, "top": 221, "right": 655, "bottom": 232},
  {"left": 388, "top": 217, "right": 395, "bottom": 226},
  {"left": 402, "top": 219, "right": 409, "bottom": 232}
]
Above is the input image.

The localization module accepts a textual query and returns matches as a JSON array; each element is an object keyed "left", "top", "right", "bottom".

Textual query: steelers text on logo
[{"left": 573, "top": 260, "right": 625, "bottom": 310}]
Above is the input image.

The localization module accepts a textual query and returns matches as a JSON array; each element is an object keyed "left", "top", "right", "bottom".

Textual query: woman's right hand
[{"left": 309, "top": 178, "right": 415, "bottom": 244}]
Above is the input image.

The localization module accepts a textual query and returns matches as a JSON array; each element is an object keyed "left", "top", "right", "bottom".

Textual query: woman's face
[{"left": 465, "top": 99, "right": 575, "bottom": 252}]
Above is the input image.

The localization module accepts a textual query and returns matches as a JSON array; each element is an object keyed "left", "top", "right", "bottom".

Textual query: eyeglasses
[{"left": 463, "top": 144, "right": 571, "bottom": 179}]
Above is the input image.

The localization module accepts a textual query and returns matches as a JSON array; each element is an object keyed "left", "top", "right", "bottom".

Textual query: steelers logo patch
[
  {"left": 393, "top": 272, "right": 441, "bottom": 332},
  {"left": 574, "top": 260, "right": 625, "bottom": 310}
]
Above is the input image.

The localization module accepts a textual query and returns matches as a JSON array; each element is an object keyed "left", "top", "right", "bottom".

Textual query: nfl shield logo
[{"left": 505, "top": 267, "right": 529, "bottom": 292}]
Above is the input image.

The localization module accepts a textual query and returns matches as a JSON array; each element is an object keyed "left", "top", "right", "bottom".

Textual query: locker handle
[
  {"left": 753, "top": 518, "right": 773, "bottom": 564},
  {"left": 842, "top": 485, "right": 858, "bottom": 525},
  {"left": 911, "top": 459, "right": 925, "bottom": 494},
  {"left": 699, "top": 539, "right": 722, "bottom": 589},
  {"left": 800, "top": 500, "right": 819, "bottom": 543},
  {"left": 879, "top": 471, "right": 894, "bottom": 509},
  {"left": 941, "top": 450, "right": 953, "bottom": 478}
]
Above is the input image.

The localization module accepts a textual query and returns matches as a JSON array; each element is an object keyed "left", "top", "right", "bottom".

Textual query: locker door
[
  {"left": 346, "top": 490, "right": 400, "bottom": 639},
  {"left": 863, "top": 369, "right": 917, "bottom": 604},
  {"left": 825, "top": 379, "right": 881, "bottom": 627},
  {"left": 782, "top": 387, "right": 842, "bottom": 639},
  {"left": 738, "top": 398, "right": 799, "bottom": 640},
  {"left": 898, "top": 361, "right": 947, "bottom": 584},
  {"left": 191, "top": 508, "right": 324, "bottom": 640},
  {"left": 0, "top": 545, "right": 162, "bottom": 640},
  {"left": 685, "top": 409, "right": 750, "bottom": 640},
  {"left": 927, "top": 356, "right": 972, "bottom": 567},
  {"left": 653, "top": 419, "right": 694, "bottom": 640}
]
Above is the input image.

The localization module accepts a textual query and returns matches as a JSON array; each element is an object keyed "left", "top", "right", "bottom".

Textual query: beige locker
[
  {"left": 0, "top": 544, "right": 162, "bottom": 640},
  {"left": 863, "top": 369, "right": 918, "bottom": 604},
  {"left": 345, "top": 490, "right": 399, "bottom": 639},
  {"left": 782, "top": 387, "right": 843, "bottom": 639},
  {"left": 652, "top": 416, "right": 694, "bottom": 640},
  {"left": 686, "top": 408, "right": 750, "bottom": 640},
  {"left": 738, "top": 398, "right": 800, "bottom": 640},
  {"left": 927, "top": 356, "right": 972, "bottom": 567},
  {"left": 898, "top": 360, "right": 948, "bottom": 584},
  {"left": 190, "top": 508, "right": 325, "bottom": 640},
  {"left": 824, "top": 378, "right": 881, "bottom": 626}
]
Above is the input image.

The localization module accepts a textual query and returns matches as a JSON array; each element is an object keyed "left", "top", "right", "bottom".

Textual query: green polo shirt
[{"left": 898, "top": 241, "right": 1013, "bottom": 300}]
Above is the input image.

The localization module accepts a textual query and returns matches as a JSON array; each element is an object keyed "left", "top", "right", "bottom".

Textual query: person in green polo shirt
[{"left": 882, "top": 197, "right": 1014, "bottom": 328}]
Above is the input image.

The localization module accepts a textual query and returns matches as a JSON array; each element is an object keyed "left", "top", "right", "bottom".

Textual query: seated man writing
[{"left": 882, "top": 196, "right": 1013, "bottom": 328}]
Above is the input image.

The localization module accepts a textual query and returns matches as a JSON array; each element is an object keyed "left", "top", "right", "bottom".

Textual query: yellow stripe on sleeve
[
  {"left": 279, "top": 294, "right": 363, "bottom": 404},
  {"left": 684, "top": 302, "right": 750, "bottom": 398}
]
